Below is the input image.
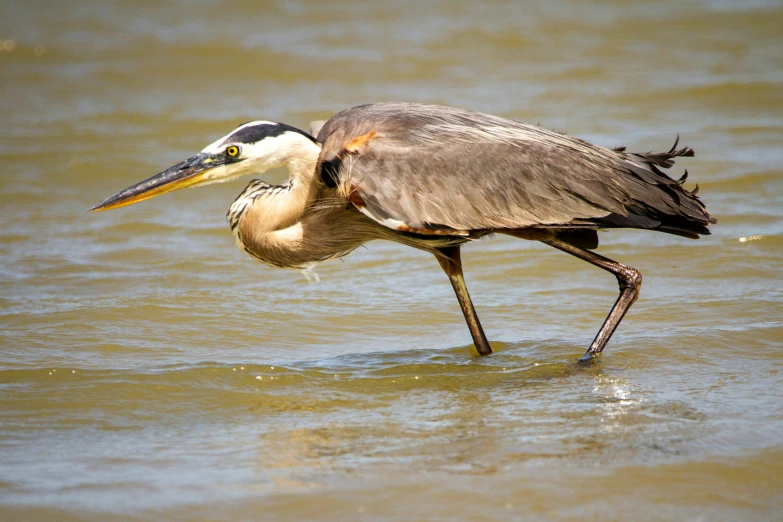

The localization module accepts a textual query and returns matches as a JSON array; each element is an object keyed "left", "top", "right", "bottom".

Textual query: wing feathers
[{"left": 316, "top": 103, "right": 715, "bottom": 238}]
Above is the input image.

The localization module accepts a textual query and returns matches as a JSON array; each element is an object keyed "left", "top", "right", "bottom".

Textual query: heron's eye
[{"left": 226, "top": 145, "right": 240, "bottom": 158}]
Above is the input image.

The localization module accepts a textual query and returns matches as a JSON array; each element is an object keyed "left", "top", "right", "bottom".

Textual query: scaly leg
[
  {"left": 542, "top": 237, "right": 642, "bottom": 362},
  {"left": 435, "top": 246, "right": 493, "bottom": 356}
]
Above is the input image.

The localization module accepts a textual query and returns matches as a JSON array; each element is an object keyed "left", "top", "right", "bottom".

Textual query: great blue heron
[{"left": 91, "top": 102, "right": 715, "bottom": 361}]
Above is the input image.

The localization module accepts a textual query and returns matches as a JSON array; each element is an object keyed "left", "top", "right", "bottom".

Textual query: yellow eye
[{"left": 226, "top": 145, "right": 240, "bottom": 158}]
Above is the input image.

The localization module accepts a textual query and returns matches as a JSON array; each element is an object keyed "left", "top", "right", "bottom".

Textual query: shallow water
[{"left": 1, "top": 0, "right": 782, "bottom": 519}]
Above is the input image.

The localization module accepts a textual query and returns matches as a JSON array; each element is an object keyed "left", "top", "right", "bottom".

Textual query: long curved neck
[
  {"left": 228, "top": 134, "right": 321, "bottom": 234},
  {"left": 228, "top": 132, "right": 388, "bottom": 270},
  {"left": 265, "top": 140, "right": 321, "bottom": 231}
]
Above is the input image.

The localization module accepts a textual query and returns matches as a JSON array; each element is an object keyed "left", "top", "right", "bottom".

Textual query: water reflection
[{"left": 593, "top": 375, "right": 643, "bottom": 434}]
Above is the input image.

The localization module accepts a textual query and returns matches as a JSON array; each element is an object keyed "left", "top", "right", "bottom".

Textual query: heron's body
[{"left": 91, "top": 102, "right": 715, "bottom": 361}]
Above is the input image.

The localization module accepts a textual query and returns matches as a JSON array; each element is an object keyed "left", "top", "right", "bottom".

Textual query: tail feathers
[
  {"left": 631, "top": 135, "right": 695, "bottom": 169},
  {"left": 529, "top": 137, "right": 714, "bottom": 243},
  {"left": 612, "top": 136, "right": 716, "bottom": 231},
  {"left": 613, "top": 135, "right": 695, "bottom": 171},
  {"left": 654, "top": 225, "right": 709, "bottom": 240}
]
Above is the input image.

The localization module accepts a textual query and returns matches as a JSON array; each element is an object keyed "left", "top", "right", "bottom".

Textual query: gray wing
[{"left": 316, "top": 103, "right": 715, "bottom": 238}]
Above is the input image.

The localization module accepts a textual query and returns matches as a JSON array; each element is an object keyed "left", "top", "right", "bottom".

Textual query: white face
[
  {"left": 196, "top": 121, "right": 319, "bottom": 186},
  {"left": 90, "top": 121, "right": 322, "bottom": 212}
]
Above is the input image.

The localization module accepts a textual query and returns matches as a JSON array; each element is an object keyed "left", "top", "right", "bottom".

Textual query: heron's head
[{"left": 90, "top": 121, "right": 319, "bottom": 212}]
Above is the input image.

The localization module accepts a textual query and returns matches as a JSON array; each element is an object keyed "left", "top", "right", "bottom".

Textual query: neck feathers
[
  {"left": 256, "top": 132, "right": 321, "bottom": 232},
  {"left": 227, "top": 132, "right": 321, "bottom": 256}
]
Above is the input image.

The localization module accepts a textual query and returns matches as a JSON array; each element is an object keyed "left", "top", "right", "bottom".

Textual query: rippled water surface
[{"left": 1, "top": 0, "right": 782, "bottom": 520}]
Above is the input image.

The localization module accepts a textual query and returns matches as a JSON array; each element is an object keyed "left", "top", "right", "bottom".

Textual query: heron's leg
[
  {"left": 434, "top": 246, "right": 493, "bottom": 356},
  {"left": 542, "top": 237, "right": 642, "bottom": 362}
]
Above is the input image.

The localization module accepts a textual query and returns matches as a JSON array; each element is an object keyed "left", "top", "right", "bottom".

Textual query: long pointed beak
[{"left": 89, "top": 153, "right": 224, "bottom": 212}]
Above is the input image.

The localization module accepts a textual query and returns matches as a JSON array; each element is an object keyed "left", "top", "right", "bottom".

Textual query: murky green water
[{"left": 1, "top": 0, "right": 782, "bottom": 519}]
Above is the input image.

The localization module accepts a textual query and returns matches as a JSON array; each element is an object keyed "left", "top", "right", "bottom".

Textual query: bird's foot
[{"left": 576, "top": 352, "right": 599, "bottom": 366}]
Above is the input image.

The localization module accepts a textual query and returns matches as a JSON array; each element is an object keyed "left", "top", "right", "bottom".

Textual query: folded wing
[{"left": 316, "top": 103, "right": 715, "bottom": 239}]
